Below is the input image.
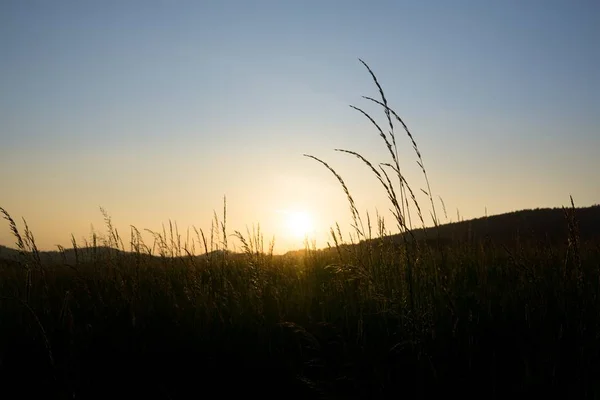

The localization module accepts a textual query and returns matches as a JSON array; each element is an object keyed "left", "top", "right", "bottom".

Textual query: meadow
[{"left": 1, "top": 61, "right": 599, "bottom": 399}]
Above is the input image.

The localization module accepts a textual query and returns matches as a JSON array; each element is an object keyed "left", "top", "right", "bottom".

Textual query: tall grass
[{"left": 1, "top": 61, "right": 599, "bottom": 399}]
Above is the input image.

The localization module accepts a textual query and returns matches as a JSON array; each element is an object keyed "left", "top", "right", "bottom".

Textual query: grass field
[{"left": 1, "top": 62, "right": 599, "bottom": 399}]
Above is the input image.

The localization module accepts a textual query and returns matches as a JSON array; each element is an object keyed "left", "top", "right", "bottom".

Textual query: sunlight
[{"left": 285, "top": 210, "right": 314, "bottom": 239}]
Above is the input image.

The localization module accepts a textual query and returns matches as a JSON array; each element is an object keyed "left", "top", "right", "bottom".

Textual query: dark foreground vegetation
[
  {"left": 1, "top": 204, "right": 599, "bottom": 399},
  {"left": 2, "top": 61, "right": 599, "bottom": 399}
]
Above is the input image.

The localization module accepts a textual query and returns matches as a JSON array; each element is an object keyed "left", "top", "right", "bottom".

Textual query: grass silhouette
[{"left": 1, "top": 60, "right": 599, "bottom": 399}]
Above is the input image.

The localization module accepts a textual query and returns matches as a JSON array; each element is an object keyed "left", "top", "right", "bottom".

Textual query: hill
[
  {"left": 2, "top": 204, "right": 599, "bottom": 263},
  {"left": 285, "top": 204, "right": 600, "bottom": 256},
  {"left": 402, "top": 204, "right": 600, "bottom": 246}
]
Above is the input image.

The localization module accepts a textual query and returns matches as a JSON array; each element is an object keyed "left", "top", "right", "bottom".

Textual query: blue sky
[{"left": 1, "top": 0, "right": 598, "bottom": 253}]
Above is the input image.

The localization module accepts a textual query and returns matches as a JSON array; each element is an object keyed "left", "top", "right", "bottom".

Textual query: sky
[{"left": 1, "top": 0, "right": 599, "bottom": 254}]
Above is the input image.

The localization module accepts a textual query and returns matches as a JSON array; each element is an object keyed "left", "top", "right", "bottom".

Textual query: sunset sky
[{"left": 1, "top": 0, "right": 599, "bottom": 254}]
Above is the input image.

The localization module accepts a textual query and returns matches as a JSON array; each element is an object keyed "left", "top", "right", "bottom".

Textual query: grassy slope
[{"left": 2, "top": 205, "right": 599, "bottom": 399}]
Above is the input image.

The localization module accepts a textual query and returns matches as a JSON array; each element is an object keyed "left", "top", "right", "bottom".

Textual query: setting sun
[{"left": 285, "top": 210, "right": 314, "bottom": 239}]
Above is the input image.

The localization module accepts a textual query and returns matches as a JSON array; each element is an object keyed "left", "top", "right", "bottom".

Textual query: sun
[{"left": 286, "top": 210, "right": 314, "bottom": 239}]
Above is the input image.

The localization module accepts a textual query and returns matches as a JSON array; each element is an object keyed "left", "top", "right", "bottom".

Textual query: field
[{"left": 1, "top": 62, "right": 599, "bottom": 399}]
